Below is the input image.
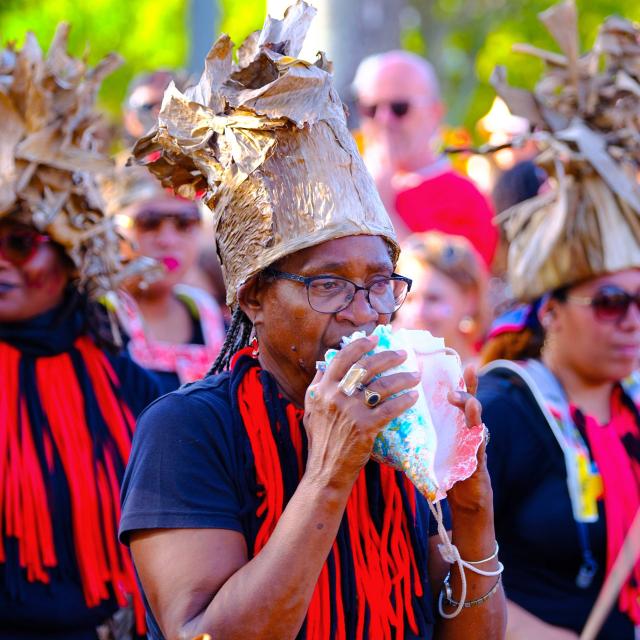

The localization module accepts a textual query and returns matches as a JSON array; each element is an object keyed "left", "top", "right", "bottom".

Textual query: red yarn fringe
[
  {"left": 0, "top": 339, "right": 145, "bottom": 634},
  {"left": 236, "top": 356, "right": 420, "bottom": 639}
]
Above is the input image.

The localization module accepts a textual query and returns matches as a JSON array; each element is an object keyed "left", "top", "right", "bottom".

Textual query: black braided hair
[{"left": 207, "top": 306, "right": 254, "bottom": 375}]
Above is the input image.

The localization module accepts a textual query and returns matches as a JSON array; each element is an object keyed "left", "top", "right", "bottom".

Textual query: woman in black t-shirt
[
  {"left": 119, "top": 6, "right": 506, "bottom": 639},
  {"left": 477, "top": 8, "right": 640, "bottom": 637}
]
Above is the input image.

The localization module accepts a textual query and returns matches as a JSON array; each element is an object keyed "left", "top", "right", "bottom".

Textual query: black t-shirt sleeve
[{"left": 119, "top": 378, "right": 243, "bottom": 543}]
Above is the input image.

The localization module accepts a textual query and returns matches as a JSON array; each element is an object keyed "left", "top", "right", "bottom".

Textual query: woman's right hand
[{"left": 302, "top": 335, "right": 419, "bottom": 490}]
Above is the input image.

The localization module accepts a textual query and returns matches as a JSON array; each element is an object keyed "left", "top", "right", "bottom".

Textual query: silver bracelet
[
  {"left": 441, "top": 574, "right": 502, "bottom": 609},
  {"left": 466, "top": 541, "right": 500, "bottom": 565}
]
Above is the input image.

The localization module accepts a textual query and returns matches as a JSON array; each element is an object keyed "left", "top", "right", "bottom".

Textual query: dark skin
[
  {"left": 0, "top": 223, "right": 71, "bottom": 322},
  {"left": 130, "top": 235, "right": 505, "bottom": 640}
]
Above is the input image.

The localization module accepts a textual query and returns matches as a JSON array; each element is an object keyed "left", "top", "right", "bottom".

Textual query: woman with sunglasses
[
  {"left": 119, "top": 9, "right": 506, "bottom": 640},
  {"left": 107, "top": 167, "right": 226, "bottom": 394},
  {"left": 477, "top": 9, "right": 640, "bottom": 639},
  {"left": 0, "top": 29, "right": 160, "bottom": 640}
]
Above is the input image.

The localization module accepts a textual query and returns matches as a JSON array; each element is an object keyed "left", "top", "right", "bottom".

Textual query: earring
[
  {"left": 458, "top": 316, "right": 475, "bottom": 334},
  {"left": 541, "top": 314, "right": 552, "bottom": 329},
  {"left": 250, "top": 336, "right": 259, "bottom": 357}
]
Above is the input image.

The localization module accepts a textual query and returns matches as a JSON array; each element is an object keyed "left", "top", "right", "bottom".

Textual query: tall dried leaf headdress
[
  {"left": 0, "top": 24, "right": 156, "bottom": 299},
  {"left": 132, "top": 0, "right": 398, "bottom": 306},
  {"left": 492, "top": 0, "right": 640, "bottom": 301}
]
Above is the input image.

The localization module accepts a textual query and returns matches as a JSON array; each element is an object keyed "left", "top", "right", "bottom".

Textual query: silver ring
[
  {"left": 338, "top": 363, "right": 368, "bottom": 397},
  {"left": 364, "top": 388, "right": 382, "bottom": 408},
  {"left": 483, "top": 425, "right": 490, "bottom": 446}
]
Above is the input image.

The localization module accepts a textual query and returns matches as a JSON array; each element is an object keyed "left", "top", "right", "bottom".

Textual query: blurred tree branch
[{"left": 406, "top": 0, "right": 640, "bottom": 137}]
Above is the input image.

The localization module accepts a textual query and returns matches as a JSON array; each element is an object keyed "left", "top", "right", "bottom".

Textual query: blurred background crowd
[{"left": 1, "top": 0, "right": 640, "bottom": 639}]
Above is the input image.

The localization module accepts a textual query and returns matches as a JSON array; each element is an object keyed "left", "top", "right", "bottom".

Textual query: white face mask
[{"left": 323, "top": 324, "right": 484, "bottom": 502}]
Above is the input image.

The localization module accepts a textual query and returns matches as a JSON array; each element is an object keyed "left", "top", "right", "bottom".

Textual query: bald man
[{"left": 353, "top": 51, "right": 497, "bottom": 267}]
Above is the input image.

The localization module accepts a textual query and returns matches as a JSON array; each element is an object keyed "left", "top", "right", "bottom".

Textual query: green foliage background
[
  {"left": 1, "top": 0, "right": 638, "bottom": 133},
  {"left": 404, "top": 0, "right": 640, "bottom": 133},
  {"left": 0, "top": 0, "right": 266, "bottom": 119}
]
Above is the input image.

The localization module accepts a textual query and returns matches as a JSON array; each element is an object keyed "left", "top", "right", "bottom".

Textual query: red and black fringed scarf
[
  {"left": 229, "top": 348, "right": 433, "bottom": 639},
  {"left": 0, "top": 335, "right": 145, "bottom": 633}
]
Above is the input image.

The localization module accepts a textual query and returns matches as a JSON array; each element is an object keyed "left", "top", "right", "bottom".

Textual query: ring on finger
[
  {"left": 483, "top": 425, "right": 490, "bottom": 445},
  {"left": 338, "top": 363, "right": 368, "bottom": 397},
  {"left": 364, "top": 388, "right": 382, "bottom": 408}
]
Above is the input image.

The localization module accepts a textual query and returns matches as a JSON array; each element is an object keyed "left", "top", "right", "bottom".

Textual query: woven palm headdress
[
  {"left": 0, "top": 24, "right": 156, "bottom": 299},
  {"left": 492, "top": 0, "right": 640, "bottom": 300}
]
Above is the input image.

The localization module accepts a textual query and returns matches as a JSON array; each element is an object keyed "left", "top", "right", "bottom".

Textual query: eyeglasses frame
[
  {"left": 567, "top": 286, "right": 640, "bottom": 323},
  {"left": 263, "top": 267, "right": 412, "bottom": 315}
]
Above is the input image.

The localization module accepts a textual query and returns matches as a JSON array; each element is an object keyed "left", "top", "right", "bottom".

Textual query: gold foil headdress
[
  {"left": 133, "top": 0, "right": 398, "bottom": 306},
  {"left": 0, "top": 24, "right": 156, "bottom": 299},
  {"left": 492, "top": 0, "right": 640, "bottom": 301}
]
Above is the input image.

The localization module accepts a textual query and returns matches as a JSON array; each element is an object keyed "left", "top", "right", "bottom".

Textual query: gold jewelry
[
  {"left": 364, "top": 388, "right": 382, "bottom": 408},
  {"left": 338, "top": 363, "right": 368, "bottom": 397}
]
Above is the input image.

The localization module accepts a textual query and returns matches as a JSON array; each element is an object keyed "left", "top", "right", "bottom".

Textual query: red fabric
[
  {"left": 394, "top": 169, "right": 498, "bottom": 267},
  {"left": 236, "top": 353, "right": 421, "bottom": 639},
  {"left": 0, "top": 344, "right": 56, "bottom": 580},
  {"left": 0, "top": 339, "right": 145, "bottom": 634},
  {"left": 579, "top": 393, "right": 640, "bottom": 624}
]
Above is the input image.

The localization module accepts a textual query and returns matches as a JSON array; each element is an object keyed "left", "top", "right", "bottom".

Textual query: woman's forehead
[
  {"left": 281, "top": 235, "right": 394, "bottom": 272},
  {"left": 573, "top": 268, "right": 640, "bottom": 293}
]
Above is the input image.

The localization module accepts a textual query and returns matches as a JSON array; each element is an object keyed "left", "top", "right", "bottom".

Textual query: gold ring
[
  {"left": 338, "top": 363, "right": 368, "bottom": 397},
  {"left": 364, "top": 388, "right": 382, "bottom": 408}
]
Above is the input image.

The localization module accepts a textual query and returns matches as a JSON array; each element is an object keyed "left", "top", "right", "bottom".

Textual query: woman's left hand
[{"left": 446, "top": 364, "right": 493, "bottom": 513}]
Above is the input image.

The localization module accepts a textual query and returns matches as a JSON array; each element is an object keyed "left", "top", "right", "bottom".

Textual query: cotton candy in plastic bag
[{"left": 323, "top": 324, "right": 484, "bottom": 501}]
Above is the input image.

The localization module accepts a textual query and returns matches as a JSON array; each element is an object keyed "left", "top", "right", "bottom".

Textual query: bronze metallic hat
[
  {"left": 491, "top": 0, "right": 640, "bottom": 301},
  {"left": 0, "top": 24, "right": 157, "bottom": 300},
  {"left": 132, "top": 0, "right": 398, "bottom": 306}
]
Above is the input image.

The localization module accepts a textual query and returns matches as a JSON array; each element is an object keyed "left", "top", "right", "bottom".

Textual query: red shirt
[{"left": 395, "top": 169, "right": 498, "bottom": 267}]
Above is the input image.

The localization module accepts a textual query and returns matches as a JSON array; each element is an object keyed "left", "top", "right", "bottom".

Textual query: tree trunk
[
  {"left": 267, "top": 0, "right": 405, "bottom": 124},
  {"left": 188, "top": 0, "right": 220, "bottom": 75}
]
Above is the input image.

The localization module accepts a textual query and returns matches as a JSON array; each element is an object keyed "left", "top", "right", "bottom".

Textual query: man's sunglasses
[
  {"left": 358, "top": 100, "right": 411, "bottom": 119},
  {"left": 134, "top": 209, "right": 200, "bottom": 233},
  {"left": 0, "top": 227, "right": 50, "bottom": 266},
  {"left": 568, "top": 285, "right": 640, "bottom": 323}
]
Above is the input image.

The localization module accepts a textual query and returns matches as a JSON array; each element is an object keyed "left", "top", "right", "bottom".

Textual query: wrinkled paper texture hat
[
  {"left": 492, "top": 0, "right": 640, "bottom": 301},
  {"left": 132, "top": 0, "right": 398, "bottom": 306},
  {"left": 0, "top": 24, "right": 157, "bottom": 300}
]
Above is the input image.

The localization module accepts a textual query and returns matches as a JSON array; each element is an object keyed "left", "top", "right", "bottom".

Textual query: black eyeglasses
[
  {"left": 358, "top": 100, "right": 411, "bottom": 119},
  {"left": 264, "top": 268, "right": 412, "bottom": 314},
  {"left": 568, "top": 285, "right": 640, "bottom": 323}
]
